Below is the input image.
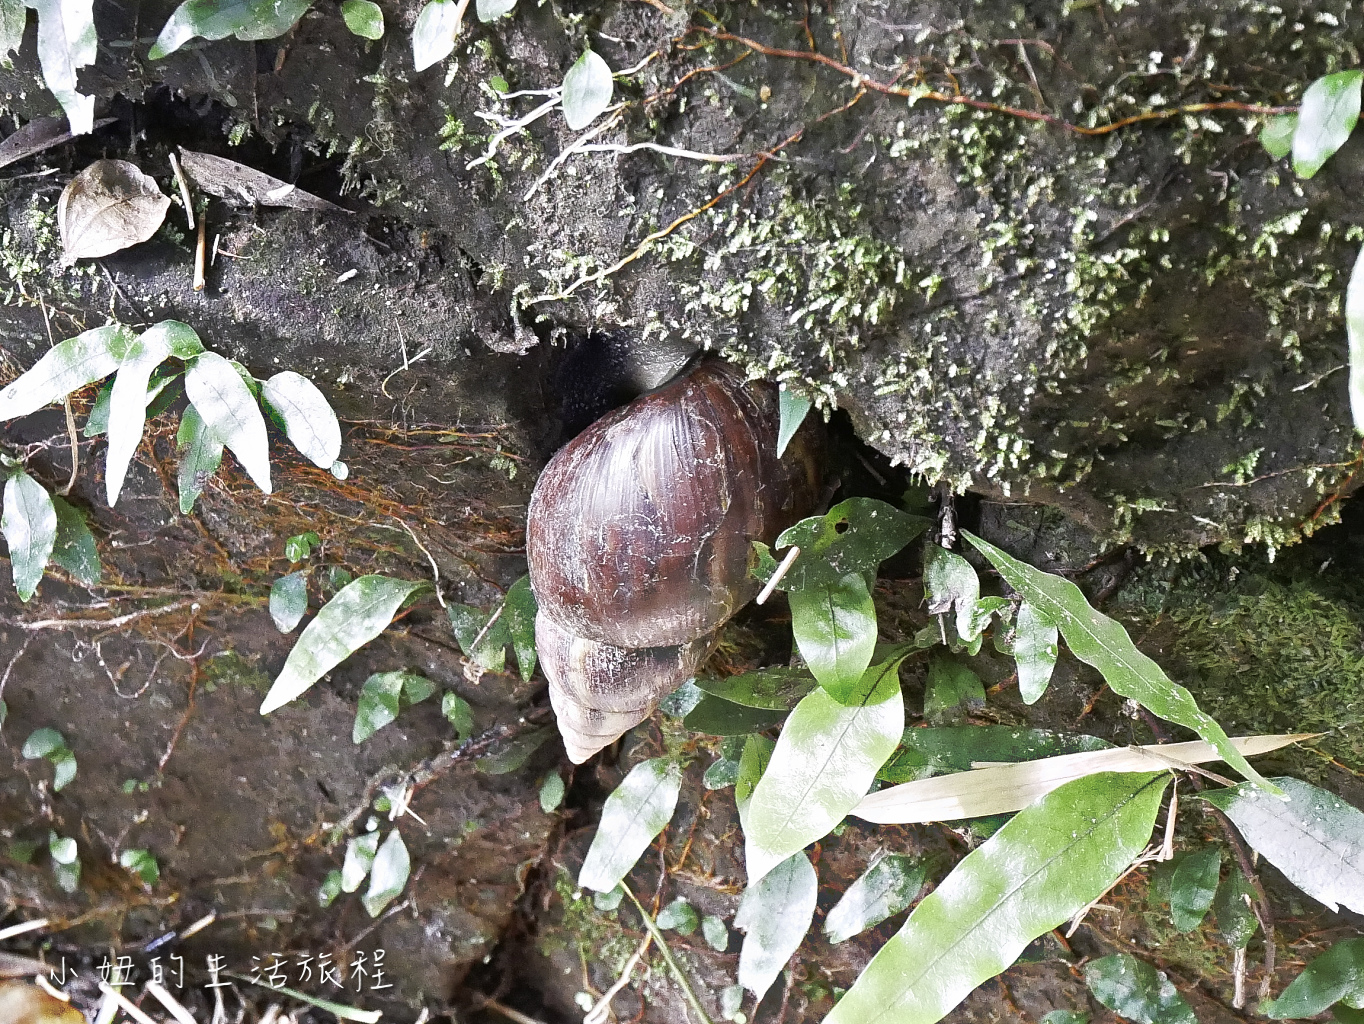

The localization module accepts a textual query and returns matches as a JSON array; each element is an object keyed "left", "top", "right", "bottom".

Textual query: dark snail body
[{"left": 527, "top": 359, "right": 822, "bottom": 762}]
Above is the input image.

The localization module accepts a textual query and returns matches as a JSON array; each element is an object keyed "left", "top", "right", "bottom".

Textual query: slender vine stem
[{"left": 622, "top": 881, "right": 715, "bottom": 1024}]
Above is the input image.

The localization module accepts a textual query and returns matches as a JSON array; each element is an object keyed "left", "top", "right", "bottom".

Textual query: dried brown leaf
[
  {"left": 177, "top": 148, "right": 346, "bottom": 213},
  {"left": 57, "top": 159, "right": 170, "bottom": 263}
]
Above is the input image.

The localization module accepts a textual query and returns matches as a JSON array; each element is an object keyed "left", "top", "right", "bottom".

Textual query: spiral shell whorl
[{"left": 528, "top": 359, "right": 822, "bottom": 762}]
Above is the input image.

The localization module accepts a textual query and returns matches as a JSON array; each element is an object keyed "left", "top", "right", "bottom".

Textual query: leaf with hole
[
  {"left": 261, "top": 371, "right": 341, "bottom": 469},
  {"left": 743, "top": 650, "right": 904, "bottom": 884},
  {"left": 1168, "top": 845, "right": 1221, "bottom": 932},
  {"left": 1261, "top": 113, "right": 1298, "bottom": 159},
  {"left": 561, "top": 50, "right": 613, "bottom": 131},
  {"left": 697, "top": 667, "right": 817, "bottom": 710},
  {"left": 362, "top": 829, "right": 409, "bottom": 917},
  {"left": 3, "top": 470, "right": 56, "bottom": 602},
  {"left": 1014, "top": 602, "right": 1059, "bottom": 704},
  {"left": 411, "top": 0, "right": 461, "bottom": 72},
  {"left": 777, "top": 389, "right": 812, "bottom": 457},
  {"left": 579, "top": 758, "right": 681, "bottom": 892},
  {"left": 1200, "top": 776, "right": 1364, "bottom": 915},
  {"left": 261, "top": 575, "right": 426, "bottom": 714},
  {"left": 829, "top": 772, "right": 1169, "bottom": 1024},
  {"left": 789, "top": 571, "right": 878, "bottom": 703},
  {"left": 773, "top": 498, "right": 929, "bottom": 592},
  {"left": 1292, "top": 71, "right": 1363, "bottom": 179},
  {"left": 50, "top": 495, "right": 99, "bottom": 585},
  {"left": 963, "top": 530, "right": 1274, "bottom": 792},
  {"left": 341, "top": 0, "right": 382, "bottom": 37},
  {"left": 0, "top": 323, "right": 135, "bottom": 422},
  {"left": 105, "top": 330, "right": 173, "bottom": 505},
  {"left": 735, "top": 851, "right": 817, "bottom": 1001},
  {"left": 27, "top": 0, "right": 96, "bottom": 133},
  {"left": 58, "top": 159, "right": 171, "bottom": 263},
  {"left": 149, "top": 0, "right": 314, "bottom": 59},
  {"left": 1085, "top": 954, "right": 1196, "bottom": 1024},
  {"left": 824, "top": 853, "right": 927, "bottom": 943},
  {"left": 185, "top": 351, "right": 271, "bottom": 495},
  {"left": 1265, "top": 938, "right": 1364, "bottom": 1019},
  {"left": 475, "top": 0, "right": 514, "bottom": 21},
  {"left": 175, "top": 404, "right": 224, "bottom": 514}
]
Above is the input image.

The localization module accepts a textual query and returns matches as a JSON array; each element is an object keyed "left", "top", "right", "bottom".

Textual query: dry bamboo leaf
[
  {"left": 57, "top": 159, "right": 170, "bottom": 263},
  {"left": 852, "top": 734, "right": 1313, "bottom": 824},
  {"left": 177, "top": 148, "right": 346, "bottom": 213},
  {"left": 0, "top": 116, "right": 117, "bottom": 170}
]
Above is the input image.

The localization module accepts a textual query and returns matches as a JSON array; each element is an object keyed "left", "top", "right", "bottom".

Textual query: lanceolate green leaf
[
  {"left": 185, "top": 351, "right": 272, "bottom": 494},
  {"left": 27, "top": 0, "right": 96, "bottom": 134},
  {"left": 176, "top": 404, "right": 225, "bottom": 514},
  {"left": 260, "top": 575, "right": 426, "bottom": 714},
  {"left": 1200, "top": 777, "right": 1364, "bottom": 914},
  {"left": 736, "top": 733, "right": 774, "bottom": 829},
  {"left": 696, "top": 667, "right": 817, "bottom": 710},
  {"left": 2, "top": 470, "right": 56, "bottom": 601},
  {"left": 1014, "top": 602, "right": 1059, "bottom": 704},
  {"left": 683, "top": 694, "right": 787, "bottom": 735},
  {"left": 49, "top": 495, "right": 100, "bottom": 585},
  {"left": 1346, "top": 244, "right": 1364, "bottom": 434},
  {"left": 1168, "top": 845, "right": 1221, "bottom": 932},
  {"left": 744, "top": 652, "right": 904, "bottom": 884},
  {"left": 827, "top": 771, "right": 1169, "bottom": 1024},
  {"left": 735, "top": 851, "right": 817, "bottom": 1000},
  {"left": 149, "top": 0, "right": 314, "bottom": 59},
  {"left": 261, "top": 370, "right": 341, "bottom": 469},
  {"left": 1292, "top": 71, "right": 1363, "bottom": 179},
  {"left": 1265, "top": 938, "right": 1364, "bottom": 1019},
  {"left": 789, "top": 572, "right": 878, "bottom": 703},
  {"left": 775, "top": 498, "right": 930, "bottom": 591},
  {"left": 962, "top": 530, "right": 1274, "bottom": 792},
  {"left": 105, "top": 330, "right": 173, "bottom": 505},
  {"left": 1085, "top": 954, "right": 1196, "bottom": 1024},
  {"left": 777, "top": 390, "right": 812, "bottom": 457},
  {"left": 824, "top": 853, "right": 927, "bottom": 943},
  {"left": 579, "top": 758, "right": 681, "bottom": 892},
  {"left": 0, "top": 323, "right": 134, "bottom": 422},
  {"left": 561, "top": 49, "right": 613, "bottom": 131}
]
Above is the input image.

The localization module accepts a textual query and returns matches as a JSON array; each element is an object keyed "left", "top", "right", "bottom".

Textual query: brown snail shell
[{"left": 527, "top": 359, "right": 822, "bottom": 762}]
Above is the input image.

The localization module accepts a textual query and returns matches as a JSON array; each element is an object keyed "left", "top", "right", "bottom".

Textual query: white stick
[
  {"left": 146, "top": 980, "right": 199, "bottom": 1024},
  {"left": 0, "top": 917, "right": 48, "bottom": 941},
  {"left": 756, "top": 546, "right": 800, "bottom": 605}
]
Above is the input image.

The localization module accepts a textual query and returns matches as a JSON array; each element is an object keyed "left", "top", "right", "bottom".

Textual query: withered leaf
[
  {"left": 0, "top": 116, "right": 117, "bottom": 170},
  {"left": 57, "top": 159, "right": 170, "bottom": 263},
  {"left": 177, "top": 148, "right": 346, "bottom": 213}
]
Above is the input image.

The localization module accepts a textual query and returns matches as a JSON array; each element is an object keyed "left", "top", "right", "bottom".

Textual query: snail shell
[{"left": 527, "top": 359, "right": 822, "bottom": 762}]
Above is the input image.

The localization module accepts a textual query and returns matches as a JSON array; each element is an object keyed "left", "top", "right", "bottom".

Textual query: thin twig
[
  {"left": 169, "top": 151, "right": 195, "bottom": 232},
  {"left": 468, "top": 97, "right": 561, "bottom": 171},
  {"left": 691, "top": 25, "right": 1295, "bottom": 135},
  {"left": 757, "top": 546, "right": 800, "bottom": 604},
  {"left": 10, "top": 599, "right": 197, "bottom": 632},
  {"left": 622, "top": 882, "right": 714, "bottom": 1024},
  {"left": 585, "top": 931, "right": 653, "bottom": 1024},
  {"left": 38, "top": 297, "right": 79, "bottom": 495},
  {"left": 391, "top": 516, "right": 445, "bottom": 608},
  {"left": 484, "top": 1000, "right": 549, "bottom": 1024},
  {"left": 523, "top": 111, "right": 625, "bottom": 201}
]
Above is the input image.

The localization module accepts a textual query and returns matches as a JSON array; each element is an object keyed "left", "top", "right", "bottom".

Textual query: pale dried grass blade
[{"left": 852, "top": 734, "right": 1314, "bottom": 824}]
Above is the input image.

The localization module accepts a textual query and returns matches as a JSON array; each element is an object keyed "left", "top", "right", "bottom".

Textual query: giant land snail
[{"left": 527, "top": 358, "right": 824, "bottom": 762}]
